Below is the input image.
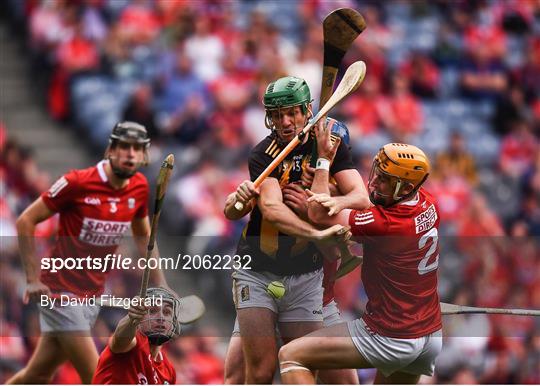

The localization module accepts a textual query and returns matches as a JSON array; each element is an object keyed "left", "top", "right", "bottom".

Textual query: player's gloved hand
[
  {"left": 315, "top": 119, "right": 341, "bottom": 162},
  {"left": 235, "top": 180, "right": 259, "bottom": 207},
  {"left": 305, "top": 190, "right": 344, "bottom": 216},
  {"left": 23, "top": 280, "right": 51, "bottom": 304},
  {"left": 283, "top": 183, "right": 309, "bottom": 220},
  {"left": 128, "top": 298, "right": 148, "bottom": 326},
  {"left": 300, "top": 166, "right": 315, "bottom": 188},
  {"left": 313, "top": 224, "right": 352, "bottom": 245}
]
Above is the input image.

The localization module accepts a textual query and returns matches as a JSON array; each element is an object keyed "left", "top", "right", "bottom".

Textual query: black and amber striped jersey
[{"left": 236, "top": 133, "right": 355, "bottom": 275}]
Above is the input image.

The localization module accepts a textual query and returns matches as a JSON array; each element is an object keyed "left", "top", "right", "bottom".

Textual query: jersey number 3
[{"left": 418, "top": 227, "right": 439, "bottom": 275}]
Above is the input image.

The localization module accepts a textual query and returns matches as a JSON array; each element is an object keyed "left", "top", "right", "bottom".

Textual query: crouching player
[
  {"left": 279, "top": 120, "right": 443, "bottom": 384},
  {"left": 92, "top": 288, "right": 179, "bottom": 384}
]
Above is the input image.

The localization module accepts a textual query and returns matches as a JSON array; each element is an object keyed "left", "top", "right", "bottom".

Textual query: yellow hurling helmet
[{"left": 371, "top": 143, "right": 431, "bottom": 201}]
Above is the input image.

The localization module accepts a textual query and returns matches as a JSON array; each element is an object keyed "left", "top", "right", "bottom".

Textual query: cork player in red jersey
[
  {"left": 279, "top": 120, "right": 443, "bottom": 384},
  {"left": 8, "top": 122, "right": 168, "bottom": 384},
  {"left": 92, "top": 287, "right": 178, "bottom": 385}
]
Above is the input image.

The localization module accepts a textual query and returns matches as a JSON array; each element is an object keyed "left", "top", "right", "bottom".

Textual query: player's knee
[
  {"left": 224, "top": 369, "right": 244, "bottom": 385},
  {"left": 278, "top": 347, "right": 312, "bottom": 378},
  {"left": 224, "top": 374, "right": 244, "bottom": 385},
  {"left": 247, "top": 365, "right": 275, "bottom": 384},
  {"left": 279, "top": 340, "right": 303, "bottom": 363}
]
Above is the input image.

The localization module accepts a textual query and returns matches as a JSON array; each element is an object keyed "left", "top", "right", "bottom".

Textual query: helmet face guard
[
  {"left": 105, "top": 121, "right": 151, "bottom": 175},
  {"left": 263, "top": 106, "right": 312, "bottom": 144},
  {"left": 138, "top": 287, "right": 181, "bottom": 346},
  {"left": 368, "top": 157, "right": 404, "bottom": 205}
]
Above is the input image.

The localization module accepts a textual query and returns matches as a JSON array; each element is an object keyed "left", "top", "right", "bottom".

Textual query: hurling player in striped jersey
[{"left": 223, "top": 118, "right": 367, "bottom": 384}]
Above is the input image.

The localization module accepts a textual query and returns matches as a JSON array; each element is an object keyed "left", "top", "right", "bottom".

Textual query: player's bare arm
[
  {"left": 301, "top": 165, "right": 369, "bottom": 214},
  {"left": 307, "top": 120, "right": 354, "bottom": 227},
  {"left": 131, "top": 216, "right": 168, "bottom": 289},
  {"left": 109, "top": 302, "right": 148, "bottom": 353},
  {"left": 224, "top": 192, "right": 254, "bottom": 220},
  {"left": 16, "top": 197, "right": 56, "bottom": 303},
  {"left": 224, "top": 180, "right": 258, "bottom": 220},
  {"left": 258, "top": 177, "right": 347, "bottom": 241},
  {"left": 329, "top": 169, "right": 371, "bottom": 214},
  {"left": 307, "top": 169, "right": 370, "bottom": 218}
]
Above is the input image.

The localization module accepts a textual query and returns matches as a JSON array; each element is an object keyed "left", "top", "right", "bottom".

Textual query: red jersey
[
  {"left": 349, "top": 188, "right": 442, "bottom": 338},
  {"left": 40, "top": 160, "right": 148, "bottom": 296},
  {"left": 92, "top": 332, "right": 176, "bottom": 385},
  {"left": 322, "top": 259, "right": 337, "bottom": 306}
]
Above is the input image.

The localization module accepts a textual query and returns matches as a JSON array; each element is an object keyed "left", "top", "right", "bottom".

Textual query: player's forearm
[
  {"left": 224, "top": 193, "right": 253, "bottom": 220},
  {"left": 110, "top": 315, "right": 137, "bottom": 353},
  {"left": 308, "top": 169, "right": 332, "bottom": 224},
  {"left": 16, "top": 216, "right": 40, "bottom": 283},
  {"left": 334, "top": 187, "right": 371, "bottom": 211},
  {"left": 328, "top": 183, "right": 340, "bottom": 197},
  {"left": 259, "top": 199, "right": 320, "bottom": 239}
]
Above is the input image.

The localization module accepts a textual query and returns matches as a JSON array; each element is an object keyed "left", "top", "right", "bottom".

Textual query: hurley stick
[
  {"left": 310, "top": 8, "right": 366, "bottom": 167},
  {"left": 234, "top": 61, "right": 367, "bottom": 211},
  {"left": 139, "top": 154, "right": 174, "bottom": 298}
]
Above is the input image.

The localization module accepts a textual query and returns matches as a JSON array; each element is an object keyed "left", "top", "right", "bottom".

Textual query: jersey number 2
[{"left": 418, "top": 227, "right": 439, "bottom": 275}]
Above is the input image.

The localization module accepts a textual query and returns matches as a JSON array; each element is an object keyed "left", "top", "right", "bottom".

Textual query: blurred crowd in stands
[{"left": 2, "top": 0, "right": 540, "bottom": 383}]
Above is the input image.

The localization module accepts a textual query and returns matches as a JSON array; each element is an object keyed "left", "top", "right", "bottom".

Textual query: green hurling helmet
[{"left": 263, "top": 76, "right": 311, "bottom": 114}]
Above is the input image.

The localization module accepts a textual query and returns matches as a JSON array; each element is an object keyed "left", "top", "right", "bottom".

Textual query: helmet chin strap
[
  {"left": 392, "top": 180, "right": 403, "bottom": 201},
  {"left": 369, "top": 179, "right": 405, "bottom": 207},
  {"left": 394, "top": 175, "right": 429, "bottom": 204}
]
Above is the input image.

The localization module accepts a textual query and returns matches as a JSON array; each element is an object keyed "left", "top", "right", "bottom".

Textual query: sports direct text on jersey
[{"left": 79, "top": 218, "right": 131, "bottom": 246}]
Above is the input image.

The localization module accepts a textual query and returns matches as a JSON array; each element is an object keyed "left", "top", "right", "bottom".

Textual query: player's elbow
[{"left": 15, "top": 213, "right": 34, "bottom": 235}]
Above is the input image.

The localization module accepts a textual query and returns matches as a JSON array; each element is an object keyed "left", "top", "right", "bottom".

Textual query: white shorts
[
  {"left": 231, "top": 298, "right": 343, "bottom": 335},
  {"left": 322, "top": 299, "right": 343, "bottom": 327},
  {"left": 347, "top": 318, "right": 442, "bottom": 377},
  {"left": 232, "top": 268, "right": 323, "bottom": 323},
  {"left": 39, "top": 296, "right": 100, "bottom": 333}
]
